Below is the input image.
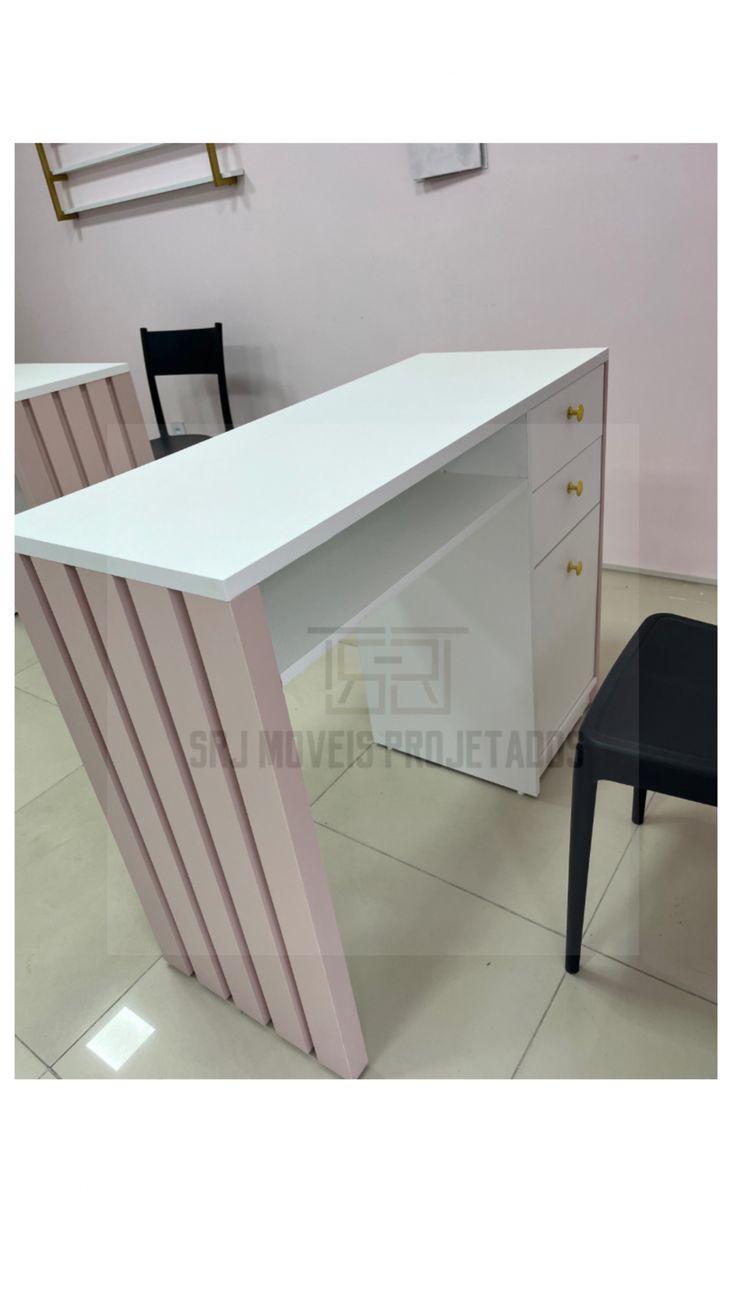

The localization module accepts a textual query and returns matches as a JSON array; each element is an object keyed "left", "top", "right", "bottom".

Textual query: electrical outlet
[{"left": 169, "top": 422, "right": 186, "bottom": 436}]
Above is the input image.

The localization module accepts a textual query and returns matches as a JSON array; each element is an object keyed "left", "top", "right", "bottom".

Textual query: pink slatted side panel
[
  {"left": 32, "top": 558, "right": 230, "bottom": 1002},
  {"left": 57, "top": 385, "right": 112, "bottom": 486},
  {"left": 15, "top": 402, "right": 60, "bottom": 508},
  {"left": 84, "top": 378, "right": 137, "bottom": 476},
  {"left": 78, "top": 568, "right": 268, "bottom": 1025},
  {"left": 110, "top": 373, "right": 154, "bottom": 467},
  {"left": 15, "top": 556, "right": 190, "bottom": 973},
  {"left": 186, "top": 587, "right": 368, "bottom": 1080},
  {"left": 16, "top": 374, "right": 151, "bottom": 508},
  {"left": 128, "top": 580, "right": 308, "bottom": 1046},
  {"left": 26, "top": 393, "right": 87, "bottom": 497}
]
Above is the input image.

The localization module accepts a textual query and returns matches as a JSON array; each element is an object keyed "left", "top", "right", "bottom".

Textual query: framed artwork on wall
[{"left": 408, "top": 144, "right": 486, "bottom": 180}]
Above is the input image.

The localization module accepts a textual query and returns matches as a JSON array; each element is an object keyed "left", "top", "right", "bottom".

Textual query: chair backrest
[{"left": 140, "top": 322, "right": 234, "bottom": 438}]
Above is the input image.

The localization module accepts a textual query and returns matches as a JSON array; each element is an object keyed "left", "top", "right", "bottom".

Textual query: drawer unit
[
  {"left": 533, "top": 506, "right": 600, "bottom": 743},
  {"left": 532, "top": 438, "right": 602, "bottom": 565},
  {"left": 528, "top": 365, "right": 604, "bottom": 490}
]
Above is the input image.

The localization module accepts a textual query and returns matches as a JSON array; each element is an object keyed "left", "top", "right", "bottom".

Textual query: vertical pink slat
[
  {"left": 110, "top": 373, "right": 154, "bottom": 467},
  {"left": 84, "top": 378, "right": 136, "bottom": 475},
  {"left": 15, "top": 556, "right": 191, "bottom": 974},
  {"left": 57, "top": 385, "right": 112, "bottom": 486},
  {"left": 186, "top": 586, "right": 368, "bottom": 1079},
  {"left": 15, "top": 401, "right": 60, "bottom": 507},
  {"left": 27, "top": 393, "right": 88, "bottom": 496},
  {"left": 128, "top": 579, "right": 309, "bottom": 1046},
  {"left": 32, "top": 558, "right": 230, "bottom": 1002},
  {"left": 78, "top": 568, "right": 269, "bottom": 1025}
]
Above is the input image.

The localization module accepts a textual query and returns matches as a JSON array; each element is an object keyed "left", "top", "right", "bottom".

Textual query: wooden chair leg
[
  {"left": 565, "top": 744, "right": 598, "bottom": 974},
  {"left": 632, "top": 787, "right": 647, "bottom": 824}
]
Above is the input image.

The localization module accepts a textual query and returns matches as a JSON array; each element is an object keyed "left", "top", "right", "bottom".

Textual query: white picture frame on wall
[{"left": 408, "top": 144, "right": 486, "bottom": 180}]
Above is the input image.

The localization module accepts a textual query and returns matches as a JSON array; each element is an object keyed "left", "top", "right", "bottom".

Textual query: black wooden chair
[
  {"left": 140, "top": 322, "right": 234, "bottom": 459},
  {"left": 565, "top": 612, "right": 717, "bottom": 974}
]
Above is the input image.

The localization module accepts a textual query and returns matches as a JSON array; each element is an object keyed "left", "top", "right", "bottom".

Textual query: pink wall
[{"left": 15, "top": 143, "right": 716, "bottom": 579}]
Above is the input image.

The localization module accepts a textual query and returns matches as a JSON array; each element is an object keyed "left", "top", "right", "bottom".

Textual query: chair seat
[
  {"left": 150, "top": 432, "right": 212, "bottom": 460},
  {"left": 581, "top": 613, "right": 716, "bottom": 805}
]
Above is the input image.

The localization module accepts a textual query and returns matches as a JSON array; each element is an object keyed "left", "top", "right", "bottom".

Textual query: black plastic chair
[
  {"left": 140, "top": 323, "right": 234, "bottom": 459},
  {"left": 565, "top": 612, "right": 717, "bottom": 974}
]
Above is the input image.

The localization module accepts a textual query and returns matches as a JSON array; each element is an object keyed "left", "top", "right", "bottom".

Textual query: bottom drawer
[{"left": 533, "top": 506, "right": 600, "bottom": 743}]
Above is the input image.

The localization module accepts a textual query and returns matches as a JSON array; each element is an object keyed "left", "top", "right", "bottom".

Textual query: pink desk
[{"left": 15, "top": 349, "right": 608, "bottom": 1077}]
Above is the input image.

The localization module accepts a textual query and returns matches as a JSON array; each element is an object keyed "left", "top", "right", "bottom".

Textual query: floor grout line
[
  {"left": 511, "top": 972, "right": 567, "bottom": 1078},
  {"left": 314, "top": 811, "right": 647, "bottom": 944},
  {"left": 15, "top": 662, "right": 41, "bottom": 677},
  {"left": 14, "top": 763, "right": 85, "bottom": 815},
  {"left": 314, "top": 817, "right": 567, "bottom": 939},
  {"left": 49, "top": 955, "right": 163, "bottom": 1072},
  {"left": 579, "top": 946, "right": 717, "bottom": 1005},
  {"left": 511, "top": 945, "right": 717, "bottom": 1082},
  {"left": 316, "top": 813, "right": 714, "bottom": 1010},
  {"left": 15, "top": 683, "right": 53, "bottom": 704},
  {"left": 577, "top": 790, "right": 709, "bottom": 955},
  {"left": 578, "top": 815, "right": 645, "bottom": 938},
  {"left": 14, "top": 1031, "right": 53, "bottom": 1076},
  {"left": 14, "top": 683, "right": 57, "bottom": 708},
  {"left": 308, "top": 740, "right": 374, "bottom": 808}
]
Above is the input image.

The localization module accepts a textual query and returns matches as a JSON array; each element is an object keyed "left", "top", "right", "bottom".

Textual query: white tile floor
[{"left": 15, "top": 570, "right": 717, "bottom": 1079}]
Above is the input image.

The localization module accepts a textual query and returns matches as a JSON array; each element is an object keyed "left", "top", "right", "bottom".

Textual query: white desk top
[
  {"left": 15, "top": 362, "right": 130, "bottom": 401},
  {"left": 14, "top": 349, "right": 607, "bottom": 599}
]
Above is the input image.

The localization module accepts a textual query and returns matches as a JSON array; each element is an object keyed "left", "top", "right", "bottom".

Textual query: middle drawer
[{"left": 531, "top": 438, "right": 602, "bottom": 566}]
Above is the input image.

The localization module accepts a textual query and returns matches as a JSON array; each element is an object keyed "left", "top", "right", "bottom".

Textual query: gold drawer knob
[
  {"left": 567, "top": 403, "right": 585, "bottom": 422},
  {"left": 567, "top": 479, "right": 584, "bottom": 497},
  {"left": 567, "top": 560, "right": 583, "bottom": 576}
]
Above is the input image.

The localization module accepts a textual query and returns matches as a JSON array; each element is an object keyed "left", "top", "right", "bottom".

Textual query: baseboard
[{"left": 603, "top": 563, "right": 716, "bottom": 587}]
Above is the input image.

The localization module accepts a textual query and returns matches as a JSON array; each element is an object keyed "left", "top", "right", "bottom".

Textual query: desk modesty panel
[
  {"left": 15, "top": 349, "right": 608, "bottom": 1078},
  {"left": 15, "top": 362, "right": 152, "bottom": 509}
]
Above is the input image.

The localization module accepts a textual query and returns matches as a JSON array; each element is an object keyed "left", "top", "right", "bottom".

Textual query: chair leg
[
  {"left": 565, "top": 745, "right": 598, "bottom": 974},
  {"left": 632, "top": 787, "right": 647, "bottom": 825}
]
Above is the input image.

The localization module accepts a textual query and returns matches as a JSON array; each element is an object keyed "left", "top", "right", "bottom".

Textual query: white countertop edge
[
  {"left": 13, "top": 538, "right": 232, "bottom": 601},
  {"left": 15, "top": 363, "right": 130, "bottom": 402},
  {"left": 218, "top": 350, "right": 608, "bottom": 596},
  {"left": 14, "top": 350, "right": 609, "bottom": 597}
]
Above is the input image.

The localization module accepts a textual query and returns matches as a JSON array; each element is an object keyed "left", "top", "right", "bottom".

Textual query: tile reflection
[{"left": 85, "top": 1006, "right": 155, "bottom": 1071}]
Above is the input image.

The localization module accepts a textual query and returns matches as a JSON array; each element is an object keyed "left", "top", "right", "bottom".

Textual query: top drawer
[{"left": 528, "top": 364, "right": 604, "bottom": 490}]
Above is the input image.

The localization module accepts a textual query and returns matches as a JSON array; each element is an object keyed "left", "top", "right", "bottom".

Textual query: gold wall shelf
[{"left": 35, "top": 144, "right": 242, "bottom": 222}]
